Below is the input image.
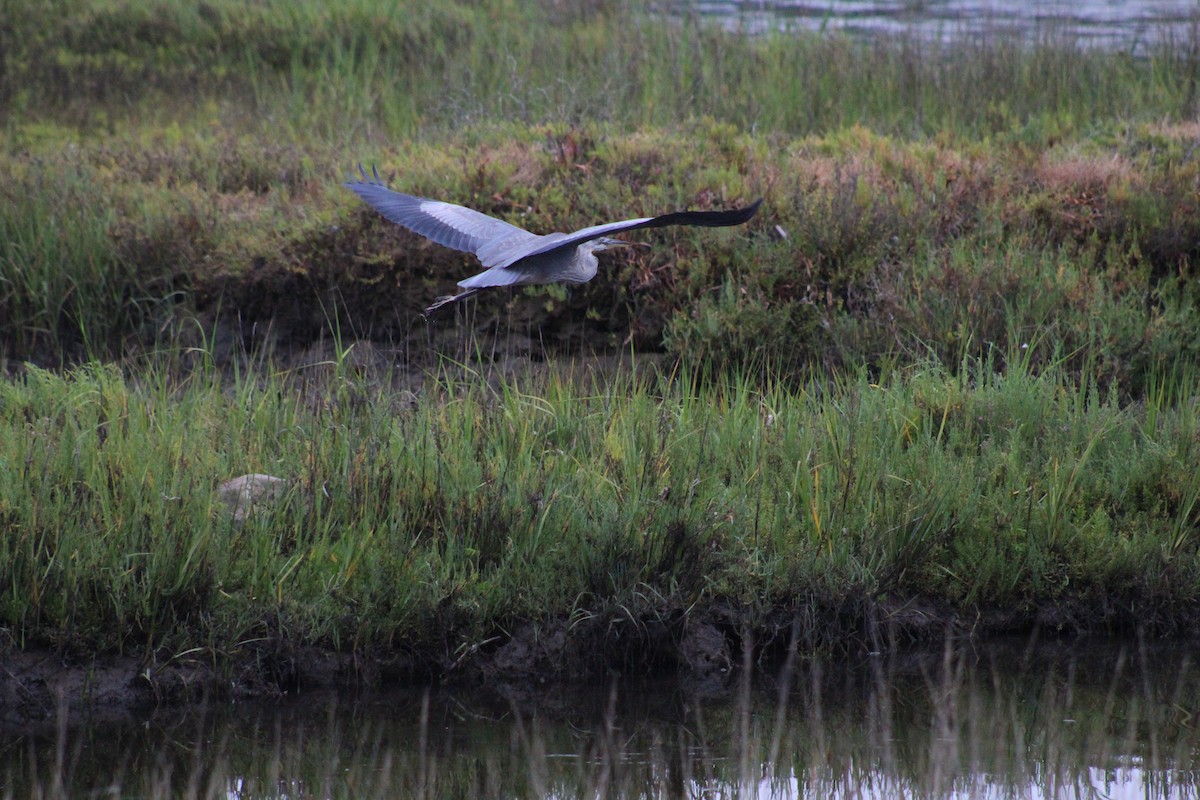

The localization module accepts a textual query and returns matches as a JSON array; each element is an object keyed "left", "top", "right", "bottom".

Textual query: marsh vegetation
[{"left": 2, "top": 0, "right": 1200, "bottom": 705}]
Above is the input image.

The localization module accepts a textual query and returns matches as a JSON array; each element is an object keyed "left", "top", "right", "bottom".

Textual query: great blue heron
[{"left": 344, "top": 165, "right": 762, "bottom": 315}]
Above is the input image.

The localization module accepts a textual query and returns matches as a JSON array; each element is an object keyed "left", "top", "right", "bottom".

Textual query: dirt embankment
[{"left": 5, "top": 591, "right": 1192, "bottom": 731}]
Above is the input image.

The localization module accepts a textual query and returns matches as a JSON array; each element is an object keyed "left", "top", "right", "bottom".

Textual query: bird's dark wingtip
[
  {"left": 343, "top": 162, "right": 383, "bottom": 188},
  {"left": 737, "top": 198, "right": 764, "bottom": 221},
  {"left": 674, "top": 198, "right": 764, "bottom": 228}
]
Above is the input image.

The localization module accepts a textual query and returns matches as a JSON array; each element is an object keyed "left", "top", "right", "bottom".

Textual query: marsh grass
[
  {"left": 3, "top": 2, "right": 1200, "bottom": 375},
  {"left": 4, "top": 121, "right": 1200, "bottom": 389},
  {"left": 2, "top": 351, "right": 1198, "bottom": 663},
  {"left": 5, "top": 1, "right": 1197, "bottom": 137},
  {"left": 0, "top": 160, "right": 150, "bottom": 357},
  {"left": 7, "top": 641, "right": 1198, "bottom": 798}
]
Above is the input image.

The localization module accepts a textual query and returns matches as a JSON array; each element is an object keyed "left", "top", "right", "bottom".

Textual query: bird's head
[{"left": 588, "top": 236, "right": 650, "bottom": 254}]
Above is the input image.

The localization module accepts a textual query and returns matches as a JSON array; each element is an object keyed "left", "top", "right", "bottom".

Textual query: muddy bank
[{"left": 4, "top": 594, "right": 1194, "bottom": 731}]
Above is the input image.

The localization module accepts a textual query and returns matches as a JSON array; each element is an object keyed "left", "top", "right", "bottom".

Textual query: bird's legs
[{"left": 423, "top": 287, "right": 485, "bottom": 317}]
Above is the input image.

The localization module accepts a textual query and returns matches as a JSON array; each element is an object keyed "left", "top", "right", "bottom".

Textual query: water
[
  {"left": 6, "top": 639, "right": 1199, "bottom": 798},
  {"left": 676, "top": 1, "right": 1200, "bottom": 53}
]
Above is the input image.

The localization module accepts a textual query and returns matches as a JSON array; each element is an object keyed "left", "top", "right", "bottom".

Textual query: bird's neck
[{"left": 569, "top": 250, "right": 599, "bottom": 283}]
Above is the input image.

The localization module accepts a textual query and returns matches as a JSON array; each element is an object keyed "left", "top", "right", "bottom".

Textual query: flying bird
[{"left": 344, "top": 165, "right": 762, "bottom": 315}]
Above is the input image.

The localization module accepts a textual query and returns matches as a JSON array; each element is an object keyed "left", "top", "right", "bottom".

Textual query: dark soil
[{"left": 5, "top": 592, "right": 1192, "bottom": 732}]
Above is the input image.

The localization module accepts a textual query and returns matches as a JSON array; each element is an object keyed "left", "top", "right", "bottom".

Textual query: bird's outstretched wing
[
  {"left": 343, "top": 165, "right": 537, "bottom": 259},
  {"left": 490, "top": 199, "right": 763, "bottom": 269}
]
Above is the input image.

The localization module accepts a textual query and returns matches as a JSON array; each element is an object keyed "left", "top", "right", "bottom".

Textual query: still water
[
  {"left": 678, "top": 1, "right": 1200, "bottom": 53},
  {"left": 5, "top": 639, "right": 1198, "bottom": 798}
]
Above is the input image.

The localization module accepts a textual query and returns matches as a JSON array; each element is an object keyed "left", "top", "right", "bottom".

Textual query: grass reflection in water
[{"left": 6, "top": 638, "right": 1198, "bottom": 799}]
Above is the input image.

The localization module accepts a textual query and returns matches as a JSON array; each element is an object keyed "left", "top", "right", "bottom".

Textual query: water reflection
[
  {"left": 5, "top": 639, "right": 1198, "bottom": 798},
  {"left": 675, "top": 0, "right": 1200, "bottom": 53}
]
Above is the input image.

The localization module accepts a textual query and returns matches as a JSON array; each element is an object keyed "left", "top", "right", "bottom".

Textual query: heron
[{"left": 344, "top": 165, "right": 762, "bottom": 316}]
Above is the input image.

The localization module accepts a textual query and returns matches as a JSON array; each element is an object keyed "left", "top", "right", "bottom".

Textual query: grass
[
  {"left": 3, "top": 3, "right": 1200, "bottom": 379},
  {"left": 5, "top": 1, "right": 1197, "bottom": 139},
  {"left": 2, "top": 0, "right": 1200, "bottom": 681},
  {"left": 4, "top": 122, "right": 1200, "bottom": 393},
  {"left": 1, "top": 353, "right": 1198, "bottom": 665}
]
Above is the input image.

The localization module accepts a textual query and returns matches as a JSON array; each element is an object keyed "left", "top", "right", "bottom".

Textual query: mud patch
[
  {"left": 3, "top": 594, "right": 1196, "bottom": 732},
  {"left": 0, "top": 650, "right": 215, "bottom": 730}
]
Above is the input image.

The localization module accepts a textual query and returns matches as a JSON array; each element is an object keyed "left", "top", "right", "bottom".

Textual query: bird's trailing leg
[{"left": 423, "top": 287, "right": 485, "bottom": 317}]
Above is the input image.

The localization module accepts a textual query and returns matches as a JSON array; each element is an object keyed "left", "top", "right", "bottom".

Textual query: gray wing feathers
[
  {"left": 489, "top": 218, "right": 650, "bottom": 269},
  {"left": 343, "top": 166, "right": 536, "bottom": 259},
  {"left": 490, "top": 200, "right": 763, "bottom": 269},
  {"left": 345, "top": 165, "right": 763, "bottom": 286},
  {"left": 475, "top": 231, "right": 557, "bottom": 269}
]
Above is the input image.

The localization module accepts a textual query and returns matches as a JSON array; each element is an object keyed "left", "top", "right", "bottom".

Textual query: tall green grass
[
  {"left": 5, "top": 1, "right": 1197, "bottom": 138},
  {"left": 2, "top": 354, "right": 1198, "bottom": 661},
  {"left": 0, "top": 161, "right": 154, "bottom": 358}
]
